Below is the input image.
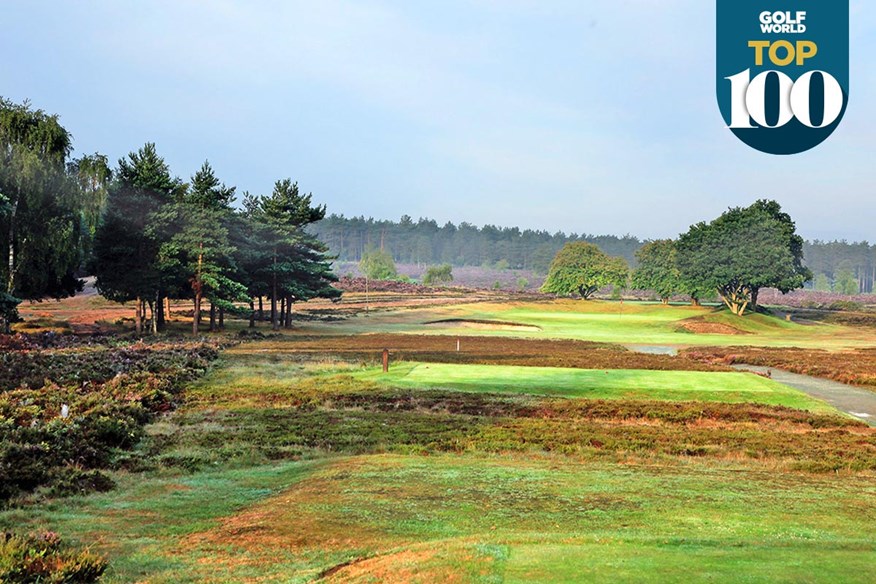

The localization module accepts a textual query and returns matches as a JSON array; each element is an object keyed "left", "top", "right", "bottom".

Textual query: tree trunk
[
  {"left": 690, "top": 296, "right": 701, "bottom": 307},
  {"left": 135, "top": 297, "right": 143, "bottom": 335},
  {"left": 661, "top": 298, "right": 669, "bottom": 305},
  {"left": 165, "top": 296, "right": 171, "bottom": 321},
  {"left": 249, "top": 299, "right": 256, "bottom": 328},
  {"left": 156, "top": 292, "right": 165, "bottom": 332},
  {"left": 284, "top": 296, "right": 293, "bottom": 328},
  {"left": 258, "top": 296, "right": 264, "bottom": 321},
  {"left": 219, "top": 306, "right": 225, "bottom": 329},
  {"left": 148, "top": 299, "right": 156, "bottom": 335},
  {"left": 209, "top": 303, "right": 216, "bottom": 332},
  {"left": 193, "top": 291, "right": 201, "bottom": 336},
  {"left": 279, "top": 296, "right": 286, "bottom": 328},
  {"left": 719, "top": 286, "right": 750, "bottom": 317},
  {"left": 270, "top": 291, "right": 278, "bottom": 331},
  {"left": 750, "top": 287, "right": 760, "bottom": 311},
  {"left": 271, "top": 248, "right": 279, "bottom": 331},
  {"left": 6, "top": 197, "right": 18, "bottom": 295}
]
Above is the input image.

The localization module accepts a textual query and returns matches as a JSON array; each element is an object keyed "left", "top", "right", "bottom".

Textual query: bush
[
  {"left": 828, "top": 300, "right": 863, "bottom": 312},
  {"left": 0, "top": 531, "right": 106, "bottom": 583},
  {"left": 422, "top": 264, "right": 453, "bottom": 286},
  {"left": 0, "top": 337, "right": 223, "bottom": 503}
]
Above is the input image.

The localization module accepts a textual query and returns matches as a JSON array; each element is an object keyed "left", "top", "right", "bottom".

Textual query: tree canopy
[
  {"left": 0, "top": 97, "right": 84, "bottom": 331},
  {"left": 631, "top": 239, "right": 682, "bottom": 304},
  {"left": 541, "top": 242, "right": 629, "bottom": 299},
  {"left": 359, "top": 247, "right": 398, "bottom": 280},
  {"left": 92, "top": 146, "right": 340, "bottom": 334},
  {"left": 676, "top": 200, "right": 811, "bottom": 316}
]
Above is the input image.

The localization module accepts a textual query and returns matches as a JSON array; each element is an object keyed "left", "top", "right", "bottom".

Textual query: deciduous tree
[
  {"left": 359, "top": 246, "right": 397, "bottom": 280},
  {"left": 0, "top": 98, "right": 84, "bottom": 332},
  {"left": 541, "top": 242, "right": 629, "bottom": 299},
  {"left": 631, "top": 239, "right": 681, "bottom": 304},
  {"left": 423, "top": 264, "right": 453, "bottom": 286},
  {"left": 677, "top": 201, "right": 810, "bottom": 316}
]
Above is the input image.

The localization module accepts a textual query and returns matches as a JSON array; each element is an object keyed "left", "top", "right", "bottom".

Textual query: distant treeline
[
  {"left": 313, "top": 214, "right": 876, "bottom": 293},
  {"left": 311, "top": 214, "right": 642, "bottom": 274}
]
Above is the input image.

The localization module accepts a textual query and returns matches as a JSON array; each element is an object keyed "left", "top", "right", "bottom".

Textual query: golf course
[{"left": 3, "top": 294, "right": 875, "bottom": 582}]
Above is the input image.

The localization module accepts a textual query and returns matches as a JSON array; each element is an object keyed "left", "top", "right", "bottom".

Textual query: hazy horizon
[{"left": 2, "top": 1, "right": 872, "bottom": 242}]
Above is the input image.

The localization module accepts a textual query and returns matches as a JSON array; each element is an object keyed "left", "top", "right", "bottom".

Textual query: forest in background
[{"left": 311, "top": 214, "right": 876, "bottom": 293}]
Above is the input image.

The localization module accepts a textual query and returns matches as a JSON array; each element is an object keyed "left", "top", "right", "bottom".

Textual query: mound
[
  {"left": 424, "top": 318, "right": 542, "bottom": 332},
  {"left": 679, "top": 320, "right": 749, "bottom": 335}
]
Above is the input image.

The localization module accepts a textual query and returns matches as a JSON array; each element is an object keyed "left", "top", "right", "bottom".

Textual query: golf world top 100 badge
[{"left": 717, "top": 1, "right": 849, "bottom": 155}]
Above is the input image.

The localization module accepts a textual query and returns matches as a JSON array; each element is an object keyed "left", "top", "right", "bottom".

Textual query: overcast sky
[{"left": 1, "top": 1, "right": 872, "bottom": 241}]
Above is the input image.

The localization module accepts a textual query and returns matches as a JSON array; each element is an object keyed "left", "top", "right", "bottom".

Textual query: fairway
[
  {"left": 312, "top": 299, "right": 876, "bottom": 349},
  {"left": 355, "top": 362, "right": 839, "bottom": 413}
]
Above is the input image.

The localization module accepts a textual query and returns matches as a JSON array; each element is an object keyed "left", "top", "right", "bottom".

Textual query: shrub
[
  {"left": 422, "top": 264, "right": 453, "bottom": 286},
  {"left": 828, "top": 300, "right": 863, "bottom": 312},
  {"left": 0, "top": 531, "right": 107, "bottom": 583},
  {"left": 0, "top": 337, "right": 223, "bottom": 503}
]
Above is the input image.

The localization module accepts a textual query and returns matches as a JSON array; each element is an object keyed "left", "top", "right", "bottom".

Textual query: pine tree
[
  {"left": 92, "top": 143, "right": 179, "bottom": 334},
  {"left": 248, "top": 180, "right": 340, "bottom": 330},
  {"left": 159, "top": 161, "right": 246, "bottom": 334}
]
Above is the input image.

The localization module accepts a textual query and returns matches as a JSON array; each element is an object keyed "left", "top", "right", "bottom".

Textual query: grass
[
  {"left": 307, "top": 299, "right": 874, "bottom": 349},
  {"left": 3, "top": 454, "right": 874, "bottom": 582},
  {"left": 4, "top": 294, "right": 876, "bottom": 582},
  {"left": 353, "top": 362, "right": 840, "bottom": 413}
]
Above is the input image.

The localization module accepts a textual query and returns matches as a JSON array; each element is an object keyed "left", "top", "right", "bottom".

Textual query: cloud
[{"left": 1, "top": 1, "right": 873, "bottom": 240}]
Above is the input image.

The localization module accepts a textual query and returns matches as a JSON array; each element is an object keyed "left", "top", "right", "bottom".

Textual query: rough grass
[
  {"left": 6, "top": 454, "right": 873, "bottom": 583},
  {"left": 237, "top": 334, "right": 726, "bottom": 372},
  {"left": 684, "top": 345, "right": 876, "bottom": 390},
  {"left": 167, "top": 357, "right": 875, "bottom": 475}
]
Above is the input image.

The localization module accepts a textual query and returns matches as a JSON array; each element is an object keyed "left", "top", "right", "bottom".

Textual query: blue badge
[{"left": 716, "top": 2, "right": 849, "bottom": 155}]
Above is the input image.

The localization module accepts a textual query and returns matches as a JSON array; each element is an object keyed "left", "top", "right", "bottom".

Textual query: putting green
[{"left": 354, "top": 362, "right": 838, "bottom": 413}]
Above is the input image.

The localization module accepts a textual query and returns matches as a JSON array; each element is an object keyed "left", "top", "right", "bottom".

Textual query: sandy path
[{"left": 732, "top": 364, "right": 876, "bottom": 426}]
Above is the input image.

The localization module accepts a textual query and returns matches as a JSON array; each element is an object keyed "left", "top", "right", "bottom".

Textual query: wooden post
[
  {"left": 382, "top": 348, "right": 389, "bottom": 373},
  {"left": 456, "top": 338, "right": 460, "bottom": 352}
]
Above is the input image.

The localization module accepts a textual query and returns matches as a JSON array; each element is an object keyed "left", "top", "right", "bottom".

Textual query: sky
[{"left": 1, "top": 1, "right": 872, "bottom": 241}]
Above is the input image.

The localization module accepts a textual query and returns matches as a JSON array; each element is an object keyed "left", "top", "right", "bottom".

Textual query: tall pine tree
[{"left": 93, "top": 143, "right": 179, "bottom": 334}]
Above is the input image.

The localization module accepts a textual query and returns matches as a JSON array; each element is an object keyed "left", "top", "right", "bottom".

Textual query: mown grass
[
  {"left": 310, "top": 299, "right": 873, "bottom": 349},
  {"left": 353, "top": 362, "right": 839, "bottom": 413}
]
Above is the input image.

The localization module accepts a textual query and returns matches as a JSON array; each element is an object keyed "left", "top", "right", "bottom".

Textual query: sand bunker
[{"left": 424, "top": 318, "right": 542, "bottom": 332}]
